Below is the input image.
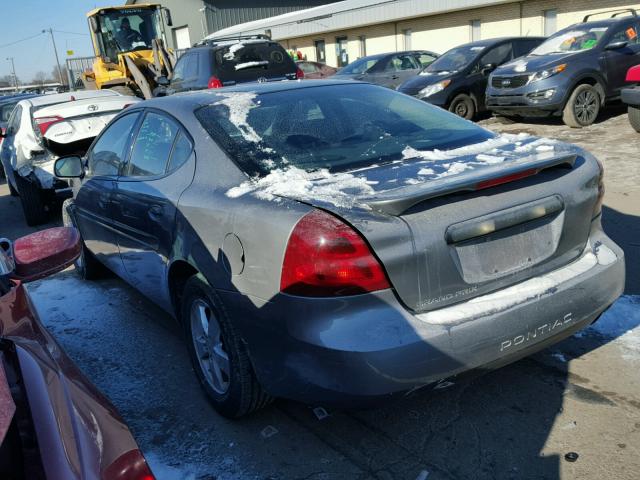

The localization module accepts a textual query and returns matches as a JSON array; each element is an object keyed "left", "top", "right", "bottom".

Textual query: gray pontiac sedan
[{"left": 54, "top": 80, "right": 624, "bottom": 418}]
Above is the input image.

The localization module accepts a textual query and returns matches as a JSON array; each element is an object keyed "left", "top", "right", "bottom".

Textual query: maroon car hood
[{"left": 0, "top": 281, "right": 152, "bottom": 479}]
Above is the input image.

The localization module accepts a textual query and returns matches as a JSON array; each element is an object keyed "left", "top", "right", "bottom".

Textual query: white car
[{"left": 0, "top": 90, "right": 140, "bottom": 225}]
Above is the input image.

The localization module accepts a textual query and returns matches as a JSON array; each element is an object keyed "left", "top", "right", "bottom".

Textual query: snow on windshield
[
  {"left": 212, "top": 92, "right": 262, "bottom": 143},
  {"left": 226, "top": 166, "right": 377, "bottom": 209}
]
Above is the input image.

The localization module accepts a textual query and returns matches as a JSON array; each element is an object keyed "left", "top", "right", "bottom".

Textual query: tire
[
  {"left": 14, "top": 174, "right": 48, "bottom": 226},
  {"left": 628, "top": 105, "right": 640, "bottom": 133},
  {"left": 62, "top": 199, "right": 107, "bottom": 280},
  {"left": 7, "top": 178, "right": 18, "bottom": 197},
  {"left": 109, "top": 85, "right": 136, "bottom": 97},
  {"left": 182, "top": 275, "right": 272, "bottom": 418},
  {"left": 562, "top": 84, "right": 601, "bottom": 128},
  {"left": 449, "top": 93, "right": 476, "bottom": 120}
]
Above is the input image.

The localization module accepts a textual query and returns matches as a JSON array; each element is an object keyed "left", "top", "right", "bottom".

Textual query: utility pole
[
  {"left": 6, "top": 57, "right": 18, "bottom": 92},
  {"left": 43, "top": 28, "right": 64, "bottom": 86}
]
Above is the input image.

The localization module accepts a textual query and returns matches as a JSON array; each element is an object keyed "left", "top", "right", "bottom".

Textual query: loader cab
[{"left": 89, "top": 6, "right": 165, "bottom": 62}]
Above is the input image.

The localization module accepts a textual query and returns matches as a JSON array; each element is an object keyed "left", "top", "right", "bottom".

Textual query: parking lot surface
[{"left": 2, "top": 108, "right": 639, "bottom": 480}]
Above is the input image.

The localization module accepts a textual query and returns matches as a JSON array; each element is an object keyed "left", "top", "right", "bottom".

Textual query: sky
[{"left": 0, "top": 0, "right": 115, "bottom": 83}]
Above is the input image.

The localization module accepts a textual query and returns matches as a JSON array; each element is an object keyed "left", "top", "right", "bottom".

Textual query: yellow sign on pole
[{"left": 66, "top": 50, "right": 74, "bottom": 56}]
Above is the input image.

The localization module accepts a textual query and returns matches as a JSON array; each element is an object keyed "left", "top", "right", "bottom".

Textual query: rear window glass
[
  {"left": 195, "top": 83, "right": 493, "bottom": 177},
  {"left": 214, "top": 42, "right": 295, "bottom": 81}
]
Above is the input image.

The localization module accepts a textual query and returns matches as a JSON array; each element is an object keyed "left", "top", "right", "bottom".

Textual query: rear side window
[
  {"left": 6, "top": 105, "right": 22, "bottom": 134},
  {"left": 128, "top": 112, "right": 179, "bottom": 177},
  {"left": 88, "top": 113, "right": 139, "bottom": 177},
  {"left": 385, "top": 54, "right": 419, "bottom": 71},
  {"left": 298, "top": 62, "right": 318, "bottom": 74},
  {"left": 0, "top": 102, "right": 16, "bottom": 123},
  {"left": 414, "top": 53, "right": 437, "bottom": 68},
  {"left": 610, "top": 23, "right": 640, "bottom": 45},
  {"left": 167, "top": 131, "right": 193, "bottom": 172},
  {"left": 213, "top": 42, "right": 295, "bottom": 81},
  {"left": 173, "top": 53, "right": 198, "bottom": 81}
]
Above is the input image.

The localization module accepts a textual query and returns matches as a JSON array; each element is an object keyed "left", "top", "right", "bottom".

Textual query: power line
[
  {"left": 53, "top": 30, "right": 89, "bottom": 36},
  {"left": 0, "top": 32, "right": 45, "bottom": 49}
]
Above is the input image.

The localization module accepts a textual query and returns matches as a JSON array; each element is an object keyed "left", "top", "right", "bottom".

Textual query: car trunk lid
[{"left": 267, "top": 135, "right": 602, "bottom": 312}]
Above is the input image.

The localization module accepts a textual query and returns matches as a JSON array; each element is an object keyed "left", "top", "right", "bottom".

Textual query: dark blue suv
[{"left": 487, "top": 9, "right": 640, "bottom": 127}]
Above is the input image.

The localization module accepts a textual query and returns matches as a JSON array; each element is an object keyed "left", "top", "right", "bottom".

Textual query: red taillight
[
  {"left": 207, "top": 76, "right": 223, "bottom": 89},
  {"left": 102, "top": 449, "right": 155, "bottom": 480},
  {"left": 295, "top": 67, "right": 305, "bottom": 80},
  {"left": 626, "top": 64, "right": 640, "bottom": 82},
  {"left": 475, "top": 168, "right": 537, "bottom": 191},
  {"left": 34, "top": 115, "right": 64, "bottom": 135},
  {"left": 280, "top": 210, "right": 390, "bottom": 296}
]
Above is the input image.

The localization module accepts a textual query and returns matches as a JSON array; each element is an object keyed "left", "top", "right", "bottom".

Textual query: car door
[
  {"left": 74, "top": 112, "right": 141, "bottom": 278},
  {"left": 603, "top": 22, "right": 640, "bottom": 95},
  {"left": 470, "top": 42, "right": 513, "bottom": 110},
  {"left": 374, "top": 54, "right": 421, "bottom": 89},
  {"left": 111, "top": 110, "right": 196, "bottom": 311}
]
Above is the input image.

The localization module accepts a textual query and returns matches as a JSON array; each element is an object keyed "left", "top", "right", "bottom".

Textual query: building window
[
  {"left": 336, "top": 36, "right": 349, "bottom": 66},
  {"left": 358, "top": 35, "right": 366, "bottom": 57},
  {"left": 470, "top": 19, "right": 481, "bottom": 41},
  {"left": 402, "top": 29, "right": 412, "bottom": 50},
  {"left": 544, "top": 9, "right": 558, "bottom": 36},
  {"left": 315, "top": 39, "right": 326, "bottom": 63}
]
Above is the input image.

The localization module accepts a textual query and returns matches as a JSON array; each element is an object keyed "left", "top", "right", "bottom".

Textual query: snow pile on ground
[
  {"left": 586, "top": 295, "right": 640, "bottom": 360},
  {"left": 226, "top": 166, "right": 376, "bottom": 209}
]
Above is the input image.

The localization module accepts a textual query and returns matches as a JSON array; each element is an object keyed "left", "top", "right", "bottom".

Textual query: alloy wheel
[
  {"left": 190, "top": 299, "right": 231, "bottom": 394},
  {"left": 574, "top": 90, "right": 598, "bottom": 125}
]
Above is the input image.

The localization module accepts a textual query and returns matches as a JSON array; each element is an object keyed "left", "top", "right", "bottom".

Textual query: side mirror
[
  {"left": 156, "top": 75, "right": 170, "bottom": 86},
  {"left": 481, "top": 63, "right": 497, "bottom": 76},
  {"left": 89, "top": 16, "right": 99, "bottom": 34},
  {"left": 163, "top": 8, "right": 173, "bottom": 27},
  {"left": 12, "top": 227, "right": 81, "bottom": 282},
  {"left": 605, "top": 40, "right": 628, "bottom": 50},
  {"left": 54, "top": 155, "right": 84, "bottom": 178}
]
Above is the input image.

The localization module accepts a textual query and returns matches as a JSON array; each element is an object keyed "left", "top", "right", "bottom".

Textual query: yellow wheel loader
[{"left": 82, "top": 4, "right": 175, "bottom": 99}]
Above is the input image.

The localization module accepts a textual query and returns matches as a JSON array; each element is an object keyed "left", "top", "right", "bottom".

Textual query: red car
[
  {"left": 0, "top": 227, "right": 154, "bottom": 479},
  {"left": 621, "top": 64, "right": 640, "bottom": 132},
  {"left": 296, "top": 60, "right": 338, "bottom": 79}
]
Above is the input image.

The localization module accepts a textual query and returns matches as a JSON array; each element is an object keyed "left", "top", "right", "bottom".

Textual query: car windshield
[
  {"left": 531, "top": 27, "right": 609, "bottom": 55},
  {"left": 338, "top": 56, "right": 382, "bottom": 75},
  {"left": 195, "top": 83, "right": 493, "bottom": 177},
  {"left": 97, "top": 8, "right": 158, "bottom": 56},
  {"left": 425, "top": 45, "right": 485, "bottom": 73}
]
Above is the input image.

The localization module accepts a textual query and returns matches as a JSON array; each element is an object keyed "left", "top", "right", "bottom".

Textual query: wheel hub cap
[
  {"left": 190, "top": 299, "right": 230, "bottom": 394},
  {"left": 575, "top": 90, "right": 598, "bottom": 124}
]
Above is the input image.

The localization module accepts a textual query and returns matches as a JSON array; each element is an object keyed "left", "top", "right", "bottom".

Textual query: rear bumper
[
  {"left": 621, "top": 87, "right": 640, "bottom": 107},
  {"left": 225, "top": 230, "right": 624, "bottom": 407}
]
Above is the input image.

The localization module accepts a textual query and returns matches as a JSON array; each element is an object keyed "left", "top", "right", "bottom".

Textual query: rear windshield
[
  {"left": 214, "top": 42, "right": 296, "bottom": 81},
  {"left": 425, "top": 45, "right": 485, "bottom": 73},
  {"left": 195, "top": 83, "right": 493, "bottom": 177}
]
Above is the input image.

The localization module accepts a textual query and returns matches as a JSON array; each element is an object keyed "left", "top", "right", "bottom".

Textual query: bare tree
[
  {"left": 32, "top": 71, "right": 50, "bottom": 85},
  {"left": 52, "top": 66, "right": 68, "bottom": 86},
  {"left": 0, "top": 74, "right": 20, "bottom": 86}
]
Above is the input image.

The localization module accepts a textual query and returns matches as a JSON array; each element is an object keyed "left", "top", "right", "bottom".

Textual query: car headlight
[
  {"left": 529, "top": 64, "right": 567, "bottom": 83},
  {"left": 419, "top": 79, "right": 451, "bottom": 97}
]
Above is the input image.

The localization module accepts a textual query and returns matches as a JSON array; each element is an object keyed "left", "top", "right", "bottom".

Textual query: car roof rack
[
  {"left": 583, "top": 8, "right": 637, "bottom": 22},
  {"left": 196, "top": 34, "right": 272, "bottom": 47}
]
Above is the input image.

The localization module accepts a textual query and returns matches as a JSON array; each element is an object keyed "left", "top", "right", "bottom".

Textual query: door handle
[
  {"left": 391, "top": 74, "right": 399, "bottom": 79},
  {"left": 148, "top": 205, "right": 163, "bottom": 220}
]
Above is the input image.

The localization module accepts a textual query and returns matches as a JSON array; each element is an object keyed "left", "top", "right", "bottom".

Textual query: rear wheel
[
  {"left": 449, "top": 93, "right": 476, "bottom": 120},
  {"left": 14, "top": 175, "right": 48, "bottom": 226},
  {"left": 183, "top": 275, "right": 272, "bottom": 418},
  {"left": 7, "top": 177, "right": 18, "bottom": 197},
  {"left": 628, "top": 105, "right": 640, "bottom": 133},
  {"left": 562, "top": 84, "right": 600, "bottom": 128}
]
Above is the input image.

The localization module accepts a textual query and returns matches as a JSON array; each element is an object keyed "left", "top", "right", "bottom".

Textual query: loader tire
[{"left": 109, "top": 85, "right": 136, "bottom": 97}]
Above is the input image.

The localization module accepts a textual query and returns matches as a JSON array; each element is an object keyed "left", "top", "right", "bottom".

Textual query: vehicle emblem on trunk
[
  {"left": 501, "top": 79, "right": 511, "bottom": 87},
  {"left": 87, "top": 104, "right": 99, "bottom": 111},
  {"left": 257, "top": 77, "right": 267, "bottom": 83}
]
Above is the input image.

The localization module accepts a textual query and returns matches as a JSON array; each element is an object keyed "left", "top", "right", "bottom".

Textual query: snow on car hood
[{"left": 226, "top": 133, "right": 575, "bottom": 211}]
